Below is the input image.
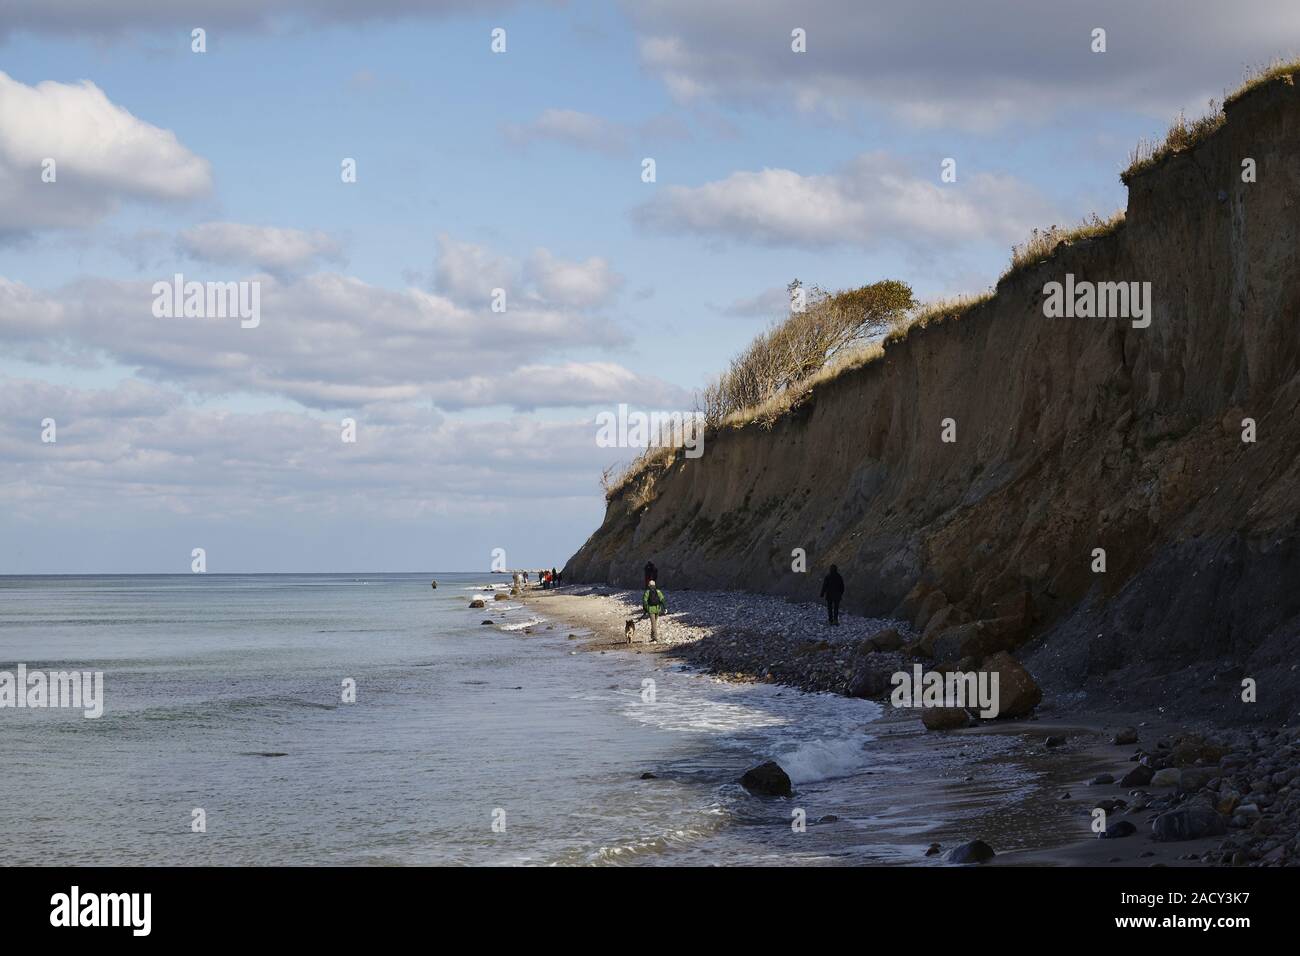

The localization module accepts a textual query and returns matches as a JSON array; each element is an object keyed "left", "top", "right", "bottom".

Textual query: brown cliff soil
[{"left": 565, "top": 71, "right": 1300, "bottom": 726}]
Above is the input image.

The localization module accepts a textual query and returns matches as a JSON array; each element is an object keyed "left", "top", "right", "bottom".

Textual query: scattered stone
[
  {"left": 1091, "top": 773, "right": 1115, "bottom": 785},
  {"left": 1120, "top": 765, "right": 1154, "bottom": 787},
  {"left": 817, "top": 814, "right": 839, "bottom": 823},
  {"left": 469, "top": 598, "right": 486, "bottom": 609},
  {"left": 1045, "top": 735, "right": 1066, "bottom": 747},
  {"left": 740, "top": 761, "right": 793, "bottom": 797},
  {"left": 924, "top": 843, "right": 942, "bottom": 856},
  {"left": 480, "top": 619, "right": 492, "bottom": 625},
  {"left": 1113, "top": 727, "right": 1138, "bottom": 745},
  {"left": 640, "top": 772, "right": 657, "bottom": 780},
  {"left": 1100, "top": 820, "right": 1137, "bottom": 839},
  {"left": 494, "top": 593, "right": 508, "bottom": 601},
  {"left": 946, "top": 840, "right": 995, "bottom": 864}
]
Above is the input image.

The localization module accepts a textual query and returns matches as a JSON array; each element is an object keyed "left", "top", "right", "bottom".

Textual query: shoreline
[{"left": 512, "top": 583, "right": 1294, "bottom": 867}]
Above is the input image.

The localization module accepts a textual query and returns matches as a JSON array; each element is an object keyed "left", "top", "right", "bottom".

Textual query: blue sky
[{"left": 2, "top": 0, "right": 1297, "bottom": 572}]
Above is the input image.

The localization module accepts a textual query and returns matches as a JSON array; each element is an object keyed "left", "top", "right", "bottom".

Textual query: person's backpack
[{"left": 647, "top": 588, "right": 664, "bottom": 610}]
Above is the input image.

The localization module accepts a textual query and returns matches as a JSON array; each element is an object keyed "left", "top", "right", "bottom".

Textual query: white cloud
[
  {"left": 0, "top": 1, "right": 523, "bottom": 40},
  {"left": 177, "top": 222, "right": 345, "bottom": 274},
  {"left": 430, "top": 361, "right": 689, "bottom": 411},
  {"left": 632, "top": 152, "right": 1056, "bottom": 249},
  {"left": 0, "top": 71, "right": 211, "bottom": 235},
  {"left": 502, "top": 108, "right": 691, "bottom": 156},
  {"left": 503, "top": 109, "right": 631, "bottom": 156},
  {"left": 625, "top": 0, "right": 1300, "bottom": 129},
  {"left": 525, "top": 248, "right": 624, "bottom": 309},
  {"left": 0, "top": 377, "right": 621, "bottom": 525},
  {"left": 0, "top": 251, "right": 666, "bottom": 412},
  {"left": 433, "top": 235, "right": 625, "bottom": 311}
]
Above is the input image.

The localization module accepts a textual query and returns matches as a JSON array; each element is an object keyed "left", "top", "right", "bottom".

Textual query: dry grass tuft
[
  {"left": 1122, "top": 56, "right": 1300, "bottom": 184},
  {"left": 1001, "top": 211, "right": 1125, "bottom": 281}
]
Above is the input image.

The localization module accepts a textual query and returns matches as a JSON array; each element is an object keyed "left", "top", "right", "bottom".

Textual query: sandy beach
[{"left": 512, "top": 582, "right": 1290, "bottom": 867}]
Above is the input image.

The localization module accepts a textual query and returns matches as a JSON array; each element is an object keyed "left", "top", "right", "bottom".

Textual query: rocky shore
[{"left": 516, "top": 583, "right": 1298, "bottom": 867}]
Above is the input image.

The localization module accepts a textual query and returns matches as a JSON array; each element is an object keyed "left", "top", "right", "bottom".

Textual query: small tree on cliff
[{"left": 699, "top": 279, "right": 915, "bottom": 427}]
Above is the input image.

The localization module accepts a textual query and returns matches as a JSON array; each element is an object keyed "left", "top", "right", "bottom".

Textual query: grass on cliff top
[
  {"left": 1121, "top": 57, "right": 1300, "bottom": 184},
  {"left": 1000, "top": 210, "right": 1126, "bottom": 282}
]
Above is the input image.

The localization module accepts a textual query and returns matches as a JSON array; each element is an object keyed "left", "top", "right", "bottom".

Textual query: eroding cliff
[{"left": 565, "top": 75, "right": 1300, "bottom": 723}]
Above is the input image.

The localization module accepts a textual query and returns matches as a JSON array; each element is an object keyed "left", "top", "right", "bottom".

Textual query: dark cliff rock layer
[{"left": 565, "top": 76, "right": 1300, "bottom": 724}]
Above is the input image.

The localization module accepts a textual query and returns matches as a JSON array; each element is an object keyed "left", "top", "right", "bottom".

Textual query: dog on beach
[{"left": 624, "top": 619, "right": 636, "bottom": 643}]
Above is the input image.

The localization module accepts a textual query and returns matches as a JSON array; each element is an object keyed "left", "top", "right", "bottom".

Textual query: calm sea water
[{"left": 0, "top": 573, "right": 1074, "bottom": 866}]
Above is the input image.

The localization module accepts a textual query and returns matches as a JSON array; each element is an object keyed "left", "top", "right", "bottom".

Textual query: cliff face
[{"left": 565, "top": 76, "right": 1300, "bottom": 723}]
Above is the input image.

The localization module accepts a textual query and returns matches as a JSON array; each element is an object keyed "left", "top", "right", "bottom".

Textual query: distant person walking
[
  {"left": 820, "top": 565, "right": 845, "bottom": 626},
  {"left": 644, "top": 560, "right": 658, "bottom": 588},
  {"left": 642, "top": 580, "right": 667, "bottom": 643}
]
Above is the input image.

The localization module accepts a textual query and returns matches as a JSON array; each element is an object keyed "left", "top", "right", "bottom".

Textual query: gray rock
[
  {"left": 1113, "top": 727, "right": 1139, "bottom": 745},
  {"left": 1152, "top": 806, "right": 1227, "bottom": 842},
  {"left": 1120, "top": 764, "right": 1154, "bottom": 787},
  {"left": 1151, "top": 768, "right": 1181, "bottom": 787},
  {"left": 1100, "top": 820, "right": 1137, "bottom": 839},
  {"left": 946, "top": 839, "right": 995, "bottom": 864},
  {"left": 921, "top": 706, "right": 971, "bottom": 731},
  {"left": 740, "top": 760, "right": 793, "bottom": 797}
]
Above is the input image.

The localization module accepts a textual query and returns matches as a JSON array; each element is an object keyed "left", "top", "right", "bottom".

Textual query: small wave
[
  {"left": 773, "top": 737, "right": 871, "bottom": 784},
  {"left": 549, "top": 807, "right": 729, "bottom": 866},
  {"left": 620, "top": 695, "right": 792, "bottom": 734},
  {"left": 498, "top": 618, "right": 543, "bottom": 632}
]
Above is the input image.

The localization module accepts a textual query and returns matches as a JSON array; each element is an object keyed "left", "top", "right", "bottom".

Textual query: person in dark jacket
[
  {"left": 643, "top": 561, "right": 658, "bottom": 588},
  {"left": 820, "top": 565, "right": 845, "bottom": 625}
]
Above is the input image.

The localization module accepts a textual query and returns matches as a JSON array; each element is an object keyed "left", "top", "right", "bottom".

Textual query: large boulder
[
  {"left": 1120, "top": 764, "right": 1154, "bottom": 787},
  {"left": 846, "top": 659, "right": 896, "bottom": 699},
  {"left": 469, "top": 598, "right": 486, "bottom": 609},
  {"left": 919, "top": 604, "right": 963, "bottom": 650},
  {"left": 946, "top": 840, "right": 995, "bottom": 864},
  {"left": 1167, "top": 735, "right": 1228, "bottom": 767},
  {"left": 1178, "top": 767, "right": 1214, "bottom": 793},
  {"left": 978, "top": 652, "right": 1042, "bottom": 718},
  {"left": 913, "top": 589, "right": 949, "bottom": 630},
  {"left": 864, "top": 627, "right": 904, "bottom": 653},
  {"left": 921, "top": 706, "right": 971, "bottom": 731},
  {"left": 740, "top": 761, "right": 793, "bottom": 797},
  {"left": 1151, "top": 806, "right": 1227, "bottom": 842},
  {"left": 1150, "top": 768, "right": 1181, "bottom": 787}
]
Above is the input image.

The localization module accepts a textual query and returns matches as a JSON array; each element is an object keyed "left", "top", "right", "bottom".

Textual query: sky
[{"left": 1, "top": 0, "right": 1298, "bottom": 573}]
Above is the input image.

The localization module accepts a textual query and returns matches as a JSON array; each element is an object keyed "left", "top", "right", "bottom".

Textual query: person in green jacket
[{"left": 642, "top": 580, "right": 667, "bottom": 643}]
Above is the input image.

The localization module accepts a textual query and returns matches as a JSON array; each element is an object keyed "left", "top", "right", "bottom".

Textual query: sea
[{"left": 0, "top": 573, "right": 1082, "bottom": 865}]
